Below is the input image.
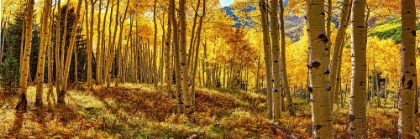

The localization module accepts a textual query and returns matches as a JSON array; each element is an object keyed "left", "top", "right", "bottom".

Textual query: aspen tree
[
  {"left": 59, "top": 0, "right": 83, "bottom": 104},
  {"left": 376, "top": 69, "right": 381, "bottom": 107},
  {"left": 16, "top": 0, "right": 35, "bottom": 112},
  {"left": 100, "top": 0, "right": 110, "bottom": 85},
  {"left": 399, "top": 0, "right": 417, "bottom": 138},
  {"left": 269, "top": 0, "right": 282, "bottom": 120},
  {"left": 86, "top": 0, "right": 95, "bottom": 88},
  {"left": 0, "top": 20, "right": 5, "bottom": 69},
  {"left": 106, "top": 0, "right": 119, "bottom": 88},
  {"left": 35, "top": 0, "right": 52, "bottom": 107},
  {"left": 105, "top": 1, "right": 114, "bottom": 87},
  {"left": 330, "top": 0, "right": 351, "bottom": 110},
  {"left": 19, "top": 7, "right": 26, "bottom": 72},
  {"left": 129, "top": 14, "right": 136, "bottom": 82},
  {"left": 47, "top": 6, "right": 54, "bottom": 104},
  {"left": 60, "top": 0, "right": 71, "bottom": 95},
  {"left": 179, "top": 0, "right": 192, "bottom": 114},
  {"left": 74, "top": 26, "right": 79, "bottom": 83},
  {"left": 96, "top": 0, "right": 102, "bottom": 85},
  {"left": 191, "top": 0, "right": 206, "bottom": 106},
  {"left": 188, "top": 0, "right": 201, "bottom": 77},
  {"left": 306, "top": 0, "right": 332, "bottom": 137},
  {"left": 116, "top": 0, "right": 129, "bottom": 87},
  {"left": 326, "top": 0, "right": 333, "bottom": 108},
  {"left": 259, "top": 0, "right": 273, "bottom": 119},
  {"left": 159, "top": 12, "right": 165, "bottom": 86},
  {"left": 171, "top": 0, "right": 185, "bottom": 113},
  {"left": 55, "top": 0, "right": 62, "bottom": 99},
  {"left": 255, "top": 56, "right": 260, "bottom": 92},
  {"left": 349, "top": 0, "right": 368, "bottom": 137},
  {"left": 165, "top": 1, "right": 173, "bottom": 92},
  {"left": 279, "top": 0, "right": 295, "bottom": 116},
  {"left": 152, "top": 0, "right": 158, "bottom": 87}
]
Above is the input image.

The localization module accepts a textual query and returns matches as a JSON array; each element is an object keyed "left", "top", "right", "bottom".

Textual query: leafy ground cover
[{"left": 0, "top": 83, "right": 419, "bottom": 138}]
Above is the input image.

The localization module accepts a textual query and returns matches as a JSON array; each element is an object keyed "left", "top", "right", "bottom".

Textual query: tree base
[
  {"left": 15, "top": 93, "right": 27, "bottom": 112},
  {"left": 57, "top": 90, "right": 66, "bottom": 104}
]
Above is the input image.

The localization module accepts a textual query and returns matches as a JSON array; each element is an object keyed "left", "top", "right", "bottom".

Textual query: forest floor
[{"left": 0, "top": 83, "right": 419, "bottom": 138}]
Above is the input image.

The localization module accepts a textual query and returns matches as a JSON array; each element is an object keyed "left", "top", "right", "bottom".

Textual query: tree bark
[
  {"left": 349, "top": 0, "right": 368, "bottom": 137},
  {"left": 16, "top": 0, "right": 35, "bottom": 112},
  {"left": 116, "top": 0, "right": 129, "bottom": 87},
  {"left": 329, "top": 0, "right": 351, "bottom": 111},
  {"left": 59, "top": 0, "right": 71, "bottom": 96},
  {"left": 171, "top": 0, "right": 185, "bottom": 113},
  {"left": 306, "top": 0, "right": 332, "bottom": 138},
  {"left": 58, "top": 0, "right": 83, "bottom": 104},
  {"left": 47, "top": 6, "right": 54, "bottom": 104},
  {"left": 54, "top": 0, "right": 62, "bottom": 102},
  {"left": 96, "top": 0, "right": 102, "bottom": 85},
  {"left": 399, "top": 0, "right": 417, "bottom": 138},
  {"left": 179, "top": 0, "right": 192, "bottom": 114},
  {"left": 35, "top": 0, "right": 52, "bottom": 108},
  {"left": 270, "top": 0, "right": 283, "bottom": 120},
  {"left": 165, "top": 1, "right": 173, "bottom": 92},
  {"left": 190, "top": 0, "right": 206, "bottom": 107},
  {"left": 259, "top": 0, "right": 273, "bottom": 119},
  {"left": 152, "top": 0, "right": 158, "bottom": 87},
  {"left": 279, "top": 0, "right": 295, "bottom": 116}
]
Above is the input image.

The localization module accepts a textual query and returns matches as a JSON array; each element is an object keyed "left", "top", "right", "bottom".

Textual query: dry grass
[{"left": 0, "top": 83, "right": 419, "bottom": 138}]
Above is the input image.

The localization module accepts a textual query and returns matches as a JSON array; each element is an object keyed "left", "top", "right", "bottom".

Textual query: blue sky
[{"left": 220, "top": 0, "right": 234, "bottom": 7}]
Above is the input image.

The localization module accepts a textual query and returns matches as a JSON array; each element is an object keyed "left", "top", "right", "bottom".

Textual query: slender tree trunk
[
  {"left": 47, "top": 6, "right": 54, "bottom": 104},
  {"left": 100, "top": 0, "right": 111, "bottom": 85},
  {"left": 116, "top": 0, "right": 129, "bottom": 87},
  {"left": 74, "top": 36, "right": 78, "bottom": 83},
  {"left": 306, "top": 0, "right": 332, "bottom": 138},
  {"left": 269, "top": 0, "right": 283, "bottom": 120},
  {"left": 35, "top": 0, "right": 52, "bottom": 107},
  {"left": 190, "top": 0, "right": 206, "bottom": 107},
  {"left": 54, "top": 0, "right": 62, "bottom": 103},
  {"left": 59, "top": 0, "right": 71, "bottom": 96},
  {"left": 329, "top": 0, "right": 351, "bottom": 111},
  {"left": 349, "top": 0, "right": 368, "bottom": 137},
  {"left": 171, "top": 0, "right": 185, "bottom": 113},
  {"left": 376, "top": 69, "right": 381, "bottom": 107},
  {"left": 58, "top": 0, "right": 82, "bottom": 104},
  {"left": 152, "top": 0, "right": 158, "bottom": 87},
  {"left": 384, "top": 78, "right": 388, "bottom": 106},
  {"left": 416, "top": 83, "right": 419, "bottom": 114},
  {"left": 159, "top": 11, "right": 165, "bottom": 87},
  {"left": 279, "top": 0, "right": 295, "bottom": 116},
  {"left": 336, "top": 43, "right": 344, "bottom": 108},
  {"left": 16, "top": 0, "right": 35, "bottom": 112},
  {"left": 370, "top": 67, "right": 374, "bottom": 105},
  {"left": 399, "top": 0, "right": 417, "bottom": 138},
  {"left": 106, "top": 1, "right": 117, "bottom": 88},
  {"left": 0, "top": 19, "right": 7, "bottom": 69},
  {"left": 187, "top": 0, "right": 201, "bottom": 76},
  {"left": 165, "top": 2, "right": 173, "bottom": 92},
  {"left": 326, "top": 0, "right": 333, "bottom": 109},
  {"left": 259, "top": 0, "right": 273, "bottom": 119},
  {"left": 96, "top": 0, "right": 102, "bottom": 85},
  {"left": 19, "top": 10, "right": 26, "bottom": 72},
  {"left": 179, "top": 0, "right": 192, "bottom": 114},
  {"left": 255, "top": 55, "right": 260, "bottom": 92},
  {"left": 86, "top": 0, "right": 95, "bottom": 88}
]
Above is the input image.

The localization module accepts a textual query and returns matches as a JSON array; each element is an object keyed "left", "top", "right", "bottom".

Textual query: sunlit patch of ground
[{"left": 0, "top": 83, "right": 419, "bottom": 138}]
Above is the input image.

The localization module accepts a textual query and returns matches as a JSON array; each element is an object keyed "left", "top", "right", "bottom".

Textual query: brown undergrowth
[{"left": 0, "top": 83, "right": 419, "bottom": 138}]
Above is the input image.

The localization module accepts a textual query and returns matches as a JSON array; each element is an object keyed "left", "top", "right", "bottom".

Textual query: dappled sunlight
[
  {"left": 0, "top": 108, "right": 16, "bottom": 136},
  {"left": 67, "top": 90, "right": 105, "bottom": 110}
]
